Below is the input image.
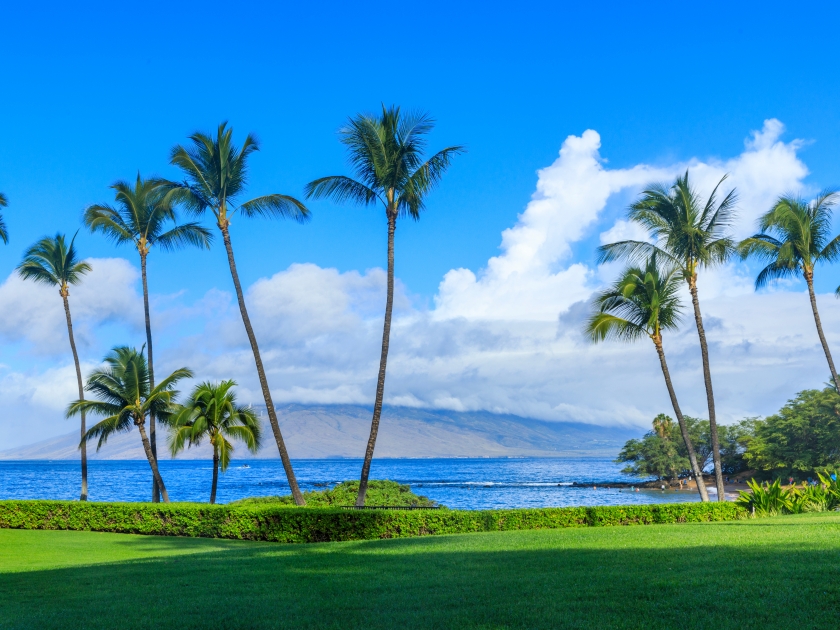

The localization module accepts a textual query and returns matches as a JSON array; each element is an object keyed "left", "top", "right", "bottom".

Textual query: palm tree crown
[
  {"left": 165, "top": 121, "right": 310, "bottom": 228},
  {"left": 305, "top": 104, "right": 464, "bottom": 220},
  {"left": 17, "top": 233, "right": 91, "bottom": 295},
  {"left": 84, "top": 174, "right": 212, "bottom": 256},
  {"left": 738, "top": 191, "right": 840, "bottom": 288},
  {"left": 0, "top": 191, "right": 8, "bottom": 244}
]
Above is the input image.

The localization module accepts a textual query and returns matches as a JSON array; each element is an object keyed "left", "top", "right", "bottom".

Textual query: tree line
[
  {"left": 0, "top": 106, "right": 463, "bottom": 505},
  {"left": 587, "top": 173, "right": 840, "bottom": 501}
]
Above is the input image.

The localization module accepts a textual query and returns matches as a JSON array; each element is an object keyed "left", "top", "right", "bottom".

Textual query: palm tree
[
  {"left": 169, "top": 380, "right": 262, "bottom": 504},
  {"left": 0, "top": 192, "right": 8, "bottom": 243},
  {"left": 68, "top": 346, "right": 192, "bottom": 503},
  {"left": 597, "top": 171, "right": 736, "bottom": 501},
  {"left": 18, "top": 233, "right": 92, "bottom": 501},
  {"left": 586, "top": 256, "right": 710, "bottom": 501},
  {"left": 739, "top": 191, "right": 840, "bottom": 393},
  {"left": 84, "top": 174, "right": 212, "bottom": 502},
  {"left": 305, "top": 105, "right": 464, "bottom": 506},
  {"left": 162, "top": 122, "right": 309, "bottom": 506}
]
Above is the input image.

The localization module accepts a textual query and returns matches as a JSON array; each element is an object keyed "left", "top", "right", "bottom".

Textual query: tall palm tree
[
  {"left": 169, "top": 380, "right": 262, "bottom": 504},
  {"left": 162, "top": 122, "right": 309, "bottom": 506},
  {"left": 597, "top": 171, "right": 737, "bottom": 501},
  {"left": 18, "top": 233, "right": 92, "bottom": 501},
  {"left": 305, "top": 105, "right": 464, "bottom": 506},
  {"left": 84, "top": 174, "right": 212, "bottom": 502},
  {"left": 739, "top": 191, "right": 840, "bottom": 393},
  {"left": 0, "top": 192, "right": 8, "bottom": 243},
  {"left": 586, "top": 256, "right": 710, "bottom": 501},
  {"left": 68, "top": 346, "right": 192, "bottom": 503}
]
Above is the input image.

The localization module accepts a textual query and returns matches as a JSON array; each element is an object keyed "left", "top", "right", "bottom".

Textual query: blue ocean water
[{"left": 0, "top": 458, "right": 701, "bottom": 509}]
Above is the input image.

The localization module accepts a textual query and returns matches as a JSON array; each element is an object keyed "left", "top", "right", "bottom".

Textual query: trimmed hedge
[{"left": 0, "top": 500, "right": 746, "bottom": 544}]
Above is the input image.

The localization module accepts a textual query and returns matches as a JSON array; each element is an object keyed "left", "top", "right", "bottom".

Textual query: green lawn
[{"left": 1, "top": 513, "right": 839, "bottom": 629}]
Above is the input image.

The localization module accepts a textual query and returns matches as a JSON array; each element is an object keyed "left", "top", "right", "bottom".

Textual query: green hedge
[{"left": 0, "top": 501, "right": 746, "bottom": 544}]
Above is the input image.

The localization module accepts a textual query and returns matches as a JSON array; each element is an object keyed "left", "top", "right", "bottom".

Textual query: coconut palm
[
  {"left": 586, "top": 255, "right": 710, "bottom": 501},
  {"left": 84, "top": 174, "right": 212, "bottom": 502},
  {"left": 739, "top": 191, "right": 840, "bottom": 392},
  {"left": 162, "top": 122, "right": 308, "bottom": 505},
  {"left": 0, "top": 192, "right": 8, "bottom": 243},
  {"left": 305, "top": 105, "right": 464, "bottom": 506},
  {"left": 597, "top": 171, "right": 736, "bottom": 501},
  {"left": 169, "top": 380, "right": 262, "bottom": 504},
  {"left": 68, "top": 346, "right": 192, "bottom": 503},
  {"left": 18, "top": 233, "right": 92, "bottom": 500}
]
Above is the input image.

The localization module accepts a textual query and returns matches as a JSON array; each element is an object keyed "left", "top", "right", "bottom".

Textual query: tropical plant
[
  {"left": 586, "top": 255, "right": 709, "bottom": 500},
  {"left": 18, "top": 233, "right": 92, "bottom": 500},
  {"left": 85, "top": 174, "right": 212, "bottom": 502},
  {"left": 161, "top": 122, "right": 309, "bottom": 505},
  {"left": 598, "top": 171, "right": 737, "bottom": 501},
  {"left": 68, "top": 346, "right": 192, "bottom": 503},
  {"left": 736, "top": 478, "right": 792, "bottom": 516},
  {"left": 616, "top": 416, "right": 688, "bottom": 482},
  {"left": 305, "top": 105, "right": 464, "bottom": 506},
  {"left": 0, "top": 191, "right": 8, "bottom": 243},
  {"left": 169, "top": 380, "right": 262, "bottom": 504},
  {"left": 738, "top": 191, "right": 840, "bottom": 392}
]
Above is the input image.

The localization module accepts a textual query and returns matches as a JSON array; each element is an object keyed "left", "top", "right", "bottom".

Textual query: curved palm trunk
[
  {"left": 688, "top": 276, "right": 726, "bottom": 501},
  {"left": 137, "top": 420, "right": 169, "bottom": 503},
  {"left": 356, "top": 215, "right": 397, "bottom": 507},
  {"left": 805, "top": 271, "right": 840, "bottom": 393},
  {"left": 653, "top": 335, "right": 710, "bottom": 502},
  {"left": 210, "top": 446, "right": 219, "bottom": 505},
  {"left": 140, "top": 253, "right": 160, "bottom": 503},
  {"left": 62, "top": 295, "right": 88, "bottom": 501},
  {"left": 219, "top": 224, "right": 304, "bottom": 506}
]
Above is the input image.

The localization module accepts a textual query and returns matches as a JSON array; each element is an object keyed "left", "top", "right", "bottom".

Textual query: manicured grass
[{"left": 2, "top": 513, "right": 840, "bottom": 629}]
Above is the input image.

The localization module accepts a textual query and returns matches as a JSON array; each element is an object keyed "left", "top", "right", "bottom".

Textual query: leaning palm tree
[
  {"left": 68, "top": 346, "right": 192, "bottom": 503},
  {"left": 586, "top": 255, "right": 710, "bottom": 501},
  {"left": 18, "top": 233, "right": 92, "bottom": 501},
  {"left": 169, "top": 380, "right": 262, "bottom": 504},
  {"left": 0, "top": 192, "right": 8, "bottom": 243},
  {"left": 162, "top": 122, "right": 308, "bottom": 505},
  {"left": 85, "top": 174, "right": 212, "bottom": 502},
  {"left": 598, "top": 171, "right": 736, "bottom": 501},
  {"left": 305, "top": 105, "right": 464, "bottom": 506},
  {"left": 739, "top": 191, "right": 840, "bottom": 393}
]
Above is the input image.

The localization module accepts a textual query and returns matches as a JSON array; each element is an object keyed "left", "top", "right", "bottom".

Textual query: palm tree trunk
[
  {"left": 62, "top": 294, "right": 88, "bottom": 502},
  {"left": 210, "top": 446, "right": 219, "bottom": 505},
  {"left": 137, "top": 420, "right": 169, "bottom": 503},
  {"left": 140, "top": 253, "right": 160, "bottom": 503},
  {"left": 805, "top": 271, "right": 840, "bottom": 393},
  {"left": 688, "top": 276, "right": 726, "bottom": 501},
  {"left": 219, "top": 223, "right": 304, "bottom": 506},
  {"left": 653, "top": 335, "right": 710, "bottom": 502},
  {"left": 356, "top": 214, "right": 397, "bottom": 507}
]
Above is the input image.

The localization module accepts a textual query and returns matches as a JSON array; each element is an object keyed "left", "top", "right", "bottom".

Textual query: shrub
[
  {"left": 230, "top": 480, "right": 439, "bottom": 508},
  {"left": 737, "top": 474, "right": 840, "bottom": 516},
  {"left": 0, "top": 500, "right": 745, "bottom": 544}
]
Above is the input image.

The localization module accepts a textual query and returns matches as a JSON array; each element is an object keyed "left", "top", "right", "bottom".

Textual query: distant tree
[
  {"left": 85, "top": 174, "right": 212, "bottom": 502},
  {"left": 68, "top": 346, "right": 192, "bottom": 503},
  {"left": 162, "top": 122, "right": 308, "bottom": 505},
  {"left": 0, "top": 192, "right": 8, "bottom": 243},
  {"left": 305, "top": 105, "right": 464, "bottom": 506},
  {"left": 18, "top": 233, "right": 91, "bottom": 500},
  {"left": 739, "top": 191, "right": 840, "bottom": 393},
  {"left": 586, "top": 255, "right": 709, "bottom": 500},
  {"left": 598, "top": 171, "right": 737, "bottom": 501},
  {"left": 616, "top": 414, "right": 688, "bottom": 481},
  {"left": 169, "top": 380, "right": 262, "bottom": 504}
]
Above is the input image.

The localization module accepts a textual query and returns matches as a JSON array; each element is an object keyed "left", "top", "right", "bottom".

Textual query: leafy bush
[
  {"left": 737, "top": 474, "right": 840, "bottom": 516},
  {"left": 230, "top": 480, "right": 439, "bottom": 508},
  {"left": 0, "top": 500, "right": 745, "bottom": 544}
]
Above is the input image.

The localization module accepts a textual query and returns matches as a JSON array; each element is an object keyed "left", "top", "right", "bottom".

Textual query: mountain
[{"left": 0, "top": 404, "right": 637, "bottom": 460}]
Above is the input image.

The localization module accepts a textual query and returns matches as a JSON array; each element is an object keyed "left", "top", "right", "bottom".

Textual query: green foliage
[
  {"left": 17, "top": 232, "right": 91, "bottom": 290},
  {"left": 0, "top": 500, "right": 745, "bottom": 543},
  {"left": 231, "top": 480, "right": 439, "bottom": 508},
  {"left": 737, "top": 474, "right": 840, "bottom": 516},
  {"left": 0, "top": 191, "right": 8, "bottom": 244},
  {"left": 736, "top": 479, "right": 791, "bottom": 516}
]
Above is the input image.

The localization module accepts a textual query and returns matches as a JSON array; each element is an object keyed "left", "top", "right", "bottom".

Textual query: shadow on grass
[{"left": 2, "top": 521, "right": 840, "bottom": 630}]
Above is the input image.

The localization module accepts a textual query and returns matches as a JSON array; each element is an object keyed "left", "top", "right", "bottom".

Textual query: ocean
[{"left": 0, "top": 458, "right": 701, "bottom": 509}]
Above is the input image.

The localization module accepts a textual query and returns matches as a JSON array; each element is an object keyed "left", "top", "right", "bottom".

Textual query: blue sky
[{"left": 2, "top": 1, "right": 840, "bottom": 447}]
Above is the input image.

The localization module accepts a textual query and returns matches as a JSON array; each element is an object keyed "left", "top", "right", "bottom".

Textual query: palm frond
[
  {"left": 155, "top": 223, "right": 213, "bottom": 251},
  {"left": 238, "top": 194, "right": 310, "bottom": 222},
  {"left": 304, "top": 176, "right": 382, "bottom": 206}
]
